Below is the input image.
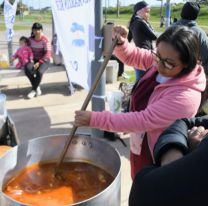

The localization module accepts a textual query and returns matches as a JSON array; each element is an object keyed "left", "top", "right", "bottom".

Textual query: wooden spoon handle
[{"left": 55, "top": 37, "right": 118, "bottom": 170}]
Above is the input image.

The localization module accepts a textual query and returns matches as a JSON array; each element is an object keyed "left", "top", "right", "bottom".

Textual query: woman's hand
[
  {"left": 33, "top": 62, "right": 40, "bottom": 70},
  {"left": 74, "top": 111, "right": 92, "bottom": 127},
  {"left": 112, "top": 25, "right": 128, "bottom": 45},
  {"left": 188, "top": 126, "right": 208, "bottom": 151}
]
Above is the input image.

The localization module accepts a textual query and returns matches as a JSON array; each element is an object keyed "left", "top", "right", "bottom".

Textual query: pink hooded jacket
[
  {"left": 90, "top": 40, "right": 206, "bottom": 158},
  {"left": 12, "top": 46, "right": 33, "bottom": 69}
]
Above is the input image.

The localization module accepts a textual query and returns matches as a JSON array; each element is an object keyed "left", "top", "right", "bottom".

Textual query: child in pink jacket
[
  {"left": 12, "top": 36, "right": 33, "bottom": 69},
  {"left": 74, "top": 25, "right": 206, "bottom": 179}
]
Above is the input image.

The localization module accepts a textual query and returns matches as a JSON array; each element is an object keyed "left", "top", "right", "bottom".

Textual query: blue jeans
[{"left": 134, "top": 68, "right": 145, "bottom": 81}]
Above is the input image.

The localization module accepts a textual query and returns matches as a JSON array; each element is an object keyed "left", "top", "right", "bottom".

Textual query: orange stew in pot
[{"left": 3, "top": 161, "right": 113, "bottom": 206}]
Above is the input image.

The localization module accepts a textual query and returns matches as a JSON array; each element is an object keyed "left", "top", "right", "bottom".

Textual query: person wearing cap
[
  {"left": 128, "top": 1, "right": 157, "bottom": 81},
  {"left": 174, "top": 2, "right": 208, "bottom": 74},
  {"left": 129, "top": 115, "right": 208, "bottom": 206},
  {"left": 24, "top": 22, "right": 52, "bottom": 99}
]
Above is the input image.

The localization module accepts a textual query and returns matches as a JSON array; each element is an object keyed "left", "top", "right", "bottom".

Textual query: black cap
[
  {"left": 134, "top": 1, "right": 148, "bottom": 14},
  {"left": 32, "top": 22, "right": 43, "bottom": 30},
  {"left": 181, "top": 2, "right": 200, "bottom": 20}
]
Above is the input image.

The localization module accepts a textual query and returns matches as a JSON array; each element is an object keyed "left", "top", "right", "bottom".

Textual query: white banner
[
  {"left": 51, "top": 0, "right": 95, "bottom": 90},
  {"left": 3, "top": 0, "right": 19, "bottom": 41}
]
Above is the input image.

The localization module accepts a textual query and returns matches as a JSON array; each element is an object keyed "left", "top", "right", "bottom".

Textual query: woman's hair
[
  {"left": 30, "top": 22, "right": 43, "bottom": 38},
  {"left": 19, "top": 36, "right": 30, "bottom": 46},
  {"left": 127, "top": 12, "right": 136, "bottom": 42},
  {"left": 156, "top": 25, "right": 200, "bottom": 77}
]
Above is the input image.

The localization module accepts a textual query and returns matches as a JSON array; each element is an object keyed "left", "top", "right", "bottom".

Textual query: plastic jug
[{"left": 0, "top": 54, "right": 9, "bottom": 69}]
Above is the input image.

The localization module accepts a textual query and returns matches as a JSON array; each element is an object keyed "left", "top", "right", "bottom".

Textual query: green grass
[
  {"left": 0, "top": 11, "right": 52, "bottom": 31},
  {"left": 105, "top": 14, "right": 208, "bottom": 33},
  {"left": 20, "top": 11, "right": 52, "bottom": 23},
  {"left": 0, "top": 24, "right": 30, "bottom": 30},
  {"left": 105, "top": 3, "right": 208, "bottom": 33},
  {"left": 0, "top": 4, "right": 208, "bottom": 32}
]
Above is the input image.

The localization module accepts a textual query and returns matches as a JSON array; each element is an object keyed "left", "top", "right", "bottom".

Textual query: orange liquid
[{"left": 3, "top": 162, "right": 113, "bottom": 206}]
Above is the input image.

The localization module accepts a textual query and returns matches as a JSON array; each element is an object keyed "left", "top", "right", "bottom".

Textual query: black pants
[
  {"left": 110, "top": 55, "right": 124, "bottom": 77},
  {"left": 129, "top": 137, "right": 208, "bottom": 206},
  {"left": 24, "top": 61, "right": 50, "bottom": 90}
]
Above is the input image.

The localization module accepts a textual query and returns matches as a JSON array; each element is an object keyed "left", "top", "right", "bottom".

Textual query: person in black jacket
[
  {"left": 173, "top": 2, "right": 208, "bottom": 74},
  {"left": 129, "top": 115, "right": 208, "bottom": 206},
  {"left": 128, "top": 1, "right": 157, "bottom": 81}
]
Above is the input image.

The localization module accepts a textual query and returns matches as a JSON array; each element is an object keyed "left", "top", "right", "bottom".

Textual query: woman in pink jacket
[{"left": 75, "top": 26, "right": 206, "bottom": 179}]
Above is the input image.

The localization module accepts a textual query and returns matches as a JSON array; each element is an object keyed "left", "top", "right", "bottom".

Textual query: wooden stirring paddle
[{"left": 55, "top": 38, "right": 118, "bottom": 176}]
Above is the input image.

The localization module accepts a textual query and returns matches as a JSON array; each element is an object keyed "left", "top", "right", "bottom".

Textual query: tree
[
  {"left": 1, "top": 0, "right": 15, "bottom": 8},
  {"left": 197, "top": 0, "right": 208, "bottom": 4},
  {"left": 16, "top": 2, "right": 28, "bottom": 15},
  {"left": 0, "top": 0, "right": 28, "bottom": 15}
]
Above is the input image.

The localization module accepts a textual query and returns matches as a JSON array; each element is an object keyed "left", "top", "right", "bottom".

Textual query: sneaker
[
  {"left": 36, "top": 87, "right": 42, "bottom": 96},
  {"left": 27, "top": 90, "right": 36, "bottom": 99}
]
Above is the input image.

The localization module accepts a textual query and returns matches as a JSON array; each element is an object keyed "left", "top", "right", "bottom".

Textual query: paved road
[{"left": 0, "top": 71, "right": 132, "bottom": 206}]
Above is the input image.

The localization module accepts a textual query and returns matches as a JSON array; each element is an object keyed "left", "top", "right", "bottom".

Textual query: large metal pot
[{"left": 0, "top": 135, "right": 121, "bottom": 206}]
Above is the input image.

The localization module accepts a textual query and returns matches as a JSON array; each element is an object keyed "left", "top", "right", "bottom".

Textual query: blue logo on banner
[{"left": 71, "top": 22, "right": 85, "bottom": 47}]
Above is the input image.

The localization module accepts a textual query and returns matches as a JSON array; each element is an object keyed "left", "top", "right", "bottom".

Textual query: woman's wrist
[{"left": 160, "top": 148, "right": 184, "bottom": 166}]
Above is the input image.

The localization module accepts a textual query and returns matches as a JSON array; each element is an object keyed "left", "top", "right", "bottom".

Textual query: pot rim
[{"left": 0, "top": 134, "right": 121, "bottom": 206}]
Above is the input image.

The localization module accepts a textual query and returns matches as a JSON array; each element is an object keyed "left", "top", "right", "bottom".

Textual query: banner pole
[
  {"left": 91, "top": 0, "right": 105, "bottom": 138},
  {"left": 8, "top": 40, "right": 13, "bottom": 66}
]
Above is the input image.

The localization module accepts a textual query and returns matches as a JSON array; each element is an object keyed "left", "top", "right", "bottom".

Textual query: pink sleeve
[
  {"left": 113, "top": 40, "right": 154, "bottom": 70},
  {"left": 90, "top": 88, "right": 201, "bottom": 133},
  {"left": 39, "top": 36, "right": 51, "bottom": 63}
]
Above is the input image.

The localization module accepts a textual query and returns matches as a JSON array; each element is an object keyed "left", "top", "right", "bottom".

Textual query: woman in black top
[{"left": 128, "top": 1, "right": 157, "bottom": 81}]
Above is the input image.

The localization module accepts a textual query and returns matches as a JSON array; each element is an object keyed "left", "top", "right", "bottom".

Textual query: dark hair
[
  {"left": 32, "top": 22, "right": 43, "bottom": 30},
  {"left": 31, "top": 22, "right": 43, "bottom": 38},
  {"left": 19, "top": 36, "right": 30, "bottom": 46},
  {"left": 156, "top": 26, "right": 199, "bottom": 77},
  {"left": 134, "top": 1, "right": 148, "bottom": 13}
]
